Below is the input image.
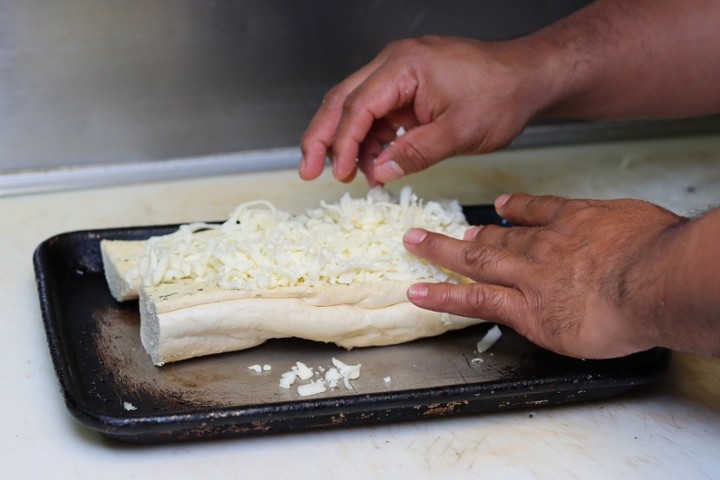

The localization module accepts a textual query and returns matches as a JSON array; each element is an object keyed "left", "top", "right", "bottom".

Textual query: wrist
[
  {"left": 493, "top": 37, "right": 570, "bottom": 123},
  {"left": 621, "top": 208, "right": 720, "bottom": 355},
  {"left": 515, "top": 24, "right": 601, "bottom": 119}
]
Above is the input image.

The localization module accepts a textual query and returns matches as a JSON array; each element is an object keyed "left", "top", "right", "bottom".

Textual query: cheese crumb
[
  {"left": 476, "top": 325, "right": 502, "bottom": 353},
  {"left": 297, "top": 380, "right": 327, "bottom": 397},
  {"left": 332, "top": 357, "right": 361, "bottom": 390},
  {"left": 324, "top": 368, "right": 343, "bottom": 388},
  {"left": 279, "top": 358, "right": 362, "bottom": 396},
  {"left": 293, "top": 361, "right": 314, "bottom": 380},
  {"left": 248, "top": 364, "right": 262, "bottom": 373},
  {"left": 123, "top": 401, "right": 137, "bottom": 411},
  {"left": 279, "top": 370, "right": 297, "bottom": 389}
]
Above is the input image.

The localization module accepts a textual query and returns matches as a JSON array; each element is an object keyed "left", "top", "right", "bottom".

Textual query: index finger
[
  {"left": 300, "top": 48, "right": 397, "bottom": 181},
  {"left": 403, "top": 228, "right": 526, "bottom": 286},
  {"left": 299, "top": 77, "right": 368, "bottom": 181},
  {"left": 495, "top": 193, "right": 568, "bottom": 226},
  {"left": 330, "top": 63, "right": 420, "bottom": 181}
]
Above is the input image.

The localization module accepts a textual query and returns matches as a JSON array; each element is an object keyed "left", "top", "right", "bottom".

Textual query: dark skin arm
[
  {"left": 300, "top": 0, "right": 720, "bottom": 186},
  {"left": 404, "top": 195, "right": 720, "bottom": 359},
  {"left": 298, "top": 0, "right": 720, "bottom": 358}
]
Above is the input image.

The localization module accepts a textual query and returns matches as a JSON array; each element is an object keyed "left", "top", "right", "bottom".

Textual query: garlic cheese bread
[{"left": 101, "top": 187, "right": 482, "bottom": 365}]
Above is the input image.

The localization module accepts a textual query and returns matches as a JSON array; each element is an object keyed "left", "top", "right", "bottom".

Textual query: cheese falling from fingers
[{"left": 124, "top": 187, "right": 469, "bottom": 292}]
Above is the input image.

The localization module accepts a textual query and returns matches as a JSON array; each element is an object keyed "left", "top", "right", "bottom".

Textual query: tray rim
[{"left": 33, "top": 205, "right": 671, "bottom": 442}]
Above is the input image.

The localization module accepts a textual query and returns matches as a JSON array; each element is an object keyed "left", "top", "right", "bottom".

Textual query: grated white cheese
[
  {"left": 124, "top": 187, "right": 468, "bottom": 291},
  {"left": 278, "top": 370, "right": 297, "bottom": 389},
  {"left": 248, "top": 364, "right": 272, "bottom": 373},
  {"left": 331, "top": 357, "right": 361, "bottom": 390},
  {"left": 279, "top": 357, "right": 362, "bottom": 397},
  {"left": 123, "top": 401, "right": 137, "bottom": 411},
  {"left": 297, "top": 380, "right": 327, "bottom": 397},
  {"left": 324, "top": 367, "right": 343, "bottom": 389},
  {"left": 476, "top": 325, "right": 502, "bottom": 353},
  {"left": 293, "top": 361, "right": 315, "bottom": 381}
]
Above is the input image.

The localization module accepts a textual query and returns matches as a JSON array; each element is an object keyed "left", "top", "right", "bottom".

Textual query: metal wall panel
[{"left": 0, "top": 0, "right": 592, "bottom": 173}]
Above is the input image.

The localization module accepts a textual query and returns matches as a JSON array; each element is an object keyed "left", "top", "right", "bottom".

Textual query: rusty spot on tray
[{"left": 423, "top": 400, "right": 469, "bottom": 416}]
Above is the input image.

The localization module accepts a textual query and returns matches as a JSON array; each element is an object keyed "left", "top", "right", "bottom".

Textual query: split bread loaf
[{"left": 101, "top": 187, "right": 483, "bottom": 366}]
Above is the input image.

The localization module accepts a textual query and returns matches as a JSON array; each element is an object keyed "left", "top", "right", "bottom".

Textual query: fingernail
[
  {"left": 403, "top": 228, "right": 427, "bottom": 245},
  {"left": 463, "top": 225, "right": 483, "bottom": 240},
  {"left": 367, "top": 177, "right": 383, "bottom": 188},
  {"left": 495, "top": 194, "right": 510, "bottom": 209},
  {"left": 374, "top": 160, "right": 404, "bottom": 182},
  {"left": 407, "top": 284, "right": 428, "bottom": 300}
]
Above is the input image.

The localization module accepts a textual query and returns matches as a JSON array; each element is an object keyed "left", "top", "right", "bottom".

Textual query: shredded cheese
[
  {"left": 124, "top": 187, "right": 468, "bottom": 291},
  {"left": 476, "top": 325, "right": 502, "bottom": 353},
  {"left": 247, "top": 364, "right": 272, "bottom": 373},
  {"left": 278, "top": 358, "right": 362, "bottom": 397},
  {"left": 297, "top": 380, "right": 327, "bottom": 397}
]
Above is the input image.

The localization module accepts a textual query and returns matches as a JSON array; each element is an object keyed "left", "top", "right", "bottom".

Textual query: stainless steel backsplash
[{"left": 0, "top": 0, "right": 593, "bottom": 173}]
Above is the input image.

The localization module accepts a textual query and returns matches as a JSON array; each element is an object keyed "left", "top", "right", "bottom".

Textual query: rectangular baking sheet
[{"left": 33, "top": 205, "right": 670, "bottom": 443}]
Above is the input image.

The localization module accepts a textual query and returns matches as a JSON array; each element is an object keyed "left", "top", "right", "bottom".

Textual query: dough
[
  {"left": 102, "top": 240, "right": 480, "bottom": 365},
  {"left": 140, "top": 279, "right": 480, "bottom": 366},
  {"left": 100, "top": 188, "right": 482, "bottom": 365}
]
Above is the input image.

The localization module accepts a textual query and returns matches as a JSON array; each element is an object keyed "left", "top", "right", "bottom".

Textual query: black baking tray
[{"left": 33, "top": 205, "right": 670, "bottom": 443}]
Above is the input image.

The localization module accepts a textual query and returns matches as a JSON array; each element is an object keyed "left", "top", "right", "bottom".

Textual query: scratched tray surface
[{"left": 34, "top": 205, "right": 670, "bottom": 442}]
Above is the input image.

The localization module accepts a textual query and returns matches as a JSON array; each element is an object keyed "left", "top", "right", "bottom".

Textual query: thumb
[{"left": 372, "top": 116, "right": 463, "bottom": 183}]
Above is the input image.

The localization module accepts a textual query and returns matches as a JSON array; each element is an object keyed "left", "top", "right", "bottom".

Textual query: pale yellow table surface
[{"left": 2, "top": 135, "right": 719, "bottom": 479}]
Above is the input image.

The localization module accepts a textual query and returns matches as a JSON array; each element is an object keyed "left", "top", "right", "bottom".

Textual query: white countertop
[{"left": 3, "top": 135, "right": 720, "bottom": 479}]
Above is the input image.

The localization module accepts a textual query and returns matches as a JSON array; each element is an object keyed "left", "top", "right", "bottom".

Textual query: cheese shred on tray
[{"left": 101, "top": 187, "right": 484, "bottom": 366}]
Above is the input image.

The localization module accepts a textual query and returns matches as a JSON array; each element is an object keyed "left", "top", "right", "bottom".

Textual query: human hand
[
  {"left": 299, "top": 36, "right": 550, "bottom": 186},
  {"left": 403, "top": 193, "right": 688, "bottom": 359}
]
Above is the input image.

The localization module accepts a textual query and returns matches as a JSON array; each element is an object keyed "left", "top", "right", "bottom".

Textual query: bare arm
[
  {"left": 298, "top": 0, "right": 720, "bottom": 358},
  {"left": 533, "top": 0, "right": 720, "bottom": 120},
  {"left": 403, "top": 196, "right": 720, "bottom": 359},
  {"left": 300, "top": 0, "right": 720, "bottom": 185}
]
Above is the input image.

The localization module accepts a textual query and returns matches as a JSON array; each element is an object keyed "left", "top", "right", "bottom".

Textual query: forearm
[
  {"left": 521, "top": 0, "right": 720, "bottom": 120},
  {"left": 627, "top": 208, "right": 720, "bottom": 355}
]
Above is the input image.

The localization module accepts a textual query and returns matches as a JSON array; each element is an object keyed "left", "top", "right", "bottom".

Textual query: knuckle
[
  {"left": 527, "top": 194, "right": 558, "bottom": 211},
  {"left": 465, "top": 286, "right": 512, "bottom": 323},
  {"left": 524, "top": 229, "right": 557, "bottom": 263},
  {"left": 435, "top": 285, "right": 460, "bottom": 309},
  {"left": 563, "top": 198, "right": 594, "bottom": 215},
  {"left": 493, "top": 225, "right": 518, "bottom": 247},
  {"left": 322, "top": 85, "right": 347, "bottom": 108},
  {"left": 522, "top": 286, "right": 544, "bottom": 313},
  {"left": 395, "top": 139, "right": 432, "bottom": 173},
  {"left": 341, "top": 92, "right": 362, "bottom": 116},
  {"left": 522, "top": 284, "right": 577, "bottom": 339},
  {"left": 461, "top": 244, "right": 499, "bottom": 271},
  {"left": 467, "top": 286, "right": 497, "bottom": 310},
  {"left": 470, "top": 224, "right": 501, "bottom": 243},
  {"left": 392, "top": 37, "right": 428, "bottom": 54}
]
